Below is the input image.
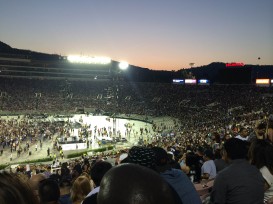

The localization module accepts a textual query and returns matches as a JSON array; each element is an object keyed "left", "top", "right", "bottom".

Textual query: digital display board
[
  {"left": 198, "top": 79, "right": 210, "bottom": 85},
  {"left": 185, "top": 79, "right": 197, "bottom": 84},
  {"left": 256, "top": 79, "right": 270, "bottom": 87},
  {"left": 172, "top": 79, "right": 184, "bottom": 84},
  {"left": 256, "top": 79, "right": 270, "bottom": 84}
]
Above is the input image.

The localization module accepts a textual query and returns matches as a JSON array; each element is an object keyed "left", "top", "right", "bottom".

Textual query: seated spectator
[
  {"left": 248, "top": 121, "right": 267, "bottom": 142},
  {"left": 235, "top": 127, "right": 249, "bottom": 141},
  {"left": 59, "top": 178, "right": 72, "bottom": 204},
  {"left": 82, "top": 161, "right": 112, "bottom": 204},
  {"left": 266, "top": 115, "right": 273, "bottom": 144},
  {"left": 61, "top": 162, "right": 71, "bottom": 178},
  {"left": 185, "top": 152, "right": 200, "bottom": 182},
  {"left": 189, "top": 147, "right": 204, "bottom": 183},
  {"left": 152, "top": 146, "right": 202, "bottom": 204},
  {"left": 0, "top": 171, "right": 38, "bottom": 204},
  {"left": 249, "top": 140, "right": 273, "bottom": 202},
  {"left": 179, "top": 153, "right": 190, "bottom": 174},
  {"left": 210, "top": 138, "right": 264, "bottom": 204},
  {"left": 71, "top": 163, "right": 82, "bottom": 183},
  {"left": 213, "top": 149, "right": 229, "bottom": 173},
  {"left": 167, "top": 151, "right": 181, "bottom": 169},
  {"left": 201, "top": 149, "right": 216, "bottom": 180},
  {"left": 71, "top": 176, "right": 92, "bottom": 204},
  {"left": 97, "top": 163, "right": 178, "bottom": 204},
  {"left": 38, "top": 178, "right": 60, "bottom": 204}
]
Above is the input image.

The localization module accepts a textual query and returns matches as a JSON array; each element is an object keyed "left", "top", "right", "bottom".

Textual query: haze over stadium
[{"left": 0, "top": 0, "right": 273, "bottom": 70}]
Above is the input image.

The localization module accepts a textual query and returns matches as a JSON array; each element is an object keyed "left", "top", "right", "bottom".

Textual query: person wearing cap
[
  {"left": 201, "top": 149, "right": 216, "bottom": 180},
  {"left": 125, "top": 146, "right": 184, "bottom": 204},
  {"left": 126, "top": 146, "right": 156, "bottom": 169}
]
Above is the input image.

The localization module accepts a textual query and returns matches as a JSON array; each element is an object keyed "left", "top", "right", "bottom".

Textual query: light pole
[{"left": 112, "top": 61, "right": 129, "bottom": 138}]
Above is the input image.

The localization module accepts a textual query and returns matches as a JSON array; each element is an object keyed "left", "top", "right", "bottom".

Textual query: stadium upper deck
[{"left": 0, "top": 56, "right": 113, "bottom": 81}]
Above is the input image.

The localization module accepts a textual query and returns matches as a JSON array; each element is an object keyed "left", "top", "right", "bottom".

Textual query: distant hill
[
  {"left": 0, "top": 41, "right": 13, "bottom": 51},
  {"left": 0, "top": 41, "right": 60, "bottom": 61}
]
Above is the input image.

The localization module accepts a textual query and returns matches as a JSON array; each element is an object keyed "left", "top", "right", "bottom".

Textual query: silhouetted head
[
  {"left": 90, "top": 161, "right": 112, "bottom": 187},
  {"left": 38, "top": 178, "right": 60, "bottom": 204},
  {"left": 224, "top": 138, "right": 248, "bottom": 160},
  {"left": 0, "top": 171, "right": 38, "bottom": 204},
  {"left": 97, "top": 164, "right": 176, "bottom": 204}
]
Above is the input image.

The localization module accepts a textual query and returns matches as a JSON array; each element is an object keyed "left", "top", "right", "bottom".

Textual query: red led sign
[{"left": 226, "top": 62, "right": 244, "bottom": 67}]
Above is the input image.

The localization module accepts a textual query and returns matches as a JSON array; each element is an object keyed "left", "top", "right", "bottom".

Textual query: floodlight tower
[
  {"left": 111, "top": 61, "right": 129, "bottom": 138},
  {"left": 189, "top": 63, "right": 195, "bottom": 68}
]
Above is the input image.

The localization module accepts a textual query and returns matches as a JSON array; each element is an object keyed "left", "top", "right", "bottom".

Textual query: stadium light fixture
[
  {"left": 118, "top": 61, "right": 129, "bottom": 70},
  {"left": 67, "top": 55, "right": 111, "bottom": 64}
]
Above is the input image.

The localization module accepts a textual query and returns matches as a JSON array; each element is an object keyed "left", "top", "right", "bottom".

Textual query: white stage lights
[{"left": 67, "top": 55, "right": 111, "bottom": 64}]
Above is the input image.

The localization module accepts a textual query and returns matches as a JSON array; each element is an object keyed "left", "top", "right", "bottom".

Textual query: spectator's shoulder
[{"left": 82, "top": 193, "right": 98, "bottom": 204}]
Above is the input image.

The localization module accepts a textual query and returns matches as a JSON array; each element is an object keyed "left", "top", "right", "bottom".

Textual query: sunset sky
[{"left": 1, "top": 0, "right": 273, "bottom": 70}]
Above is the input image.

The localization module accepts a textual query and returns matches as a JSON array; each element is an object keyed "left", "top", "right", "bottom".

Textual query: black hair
[
  {"left": 249, "top": 140, "right": 273, "bottom": 174},
  {"left": 38, "top": 179, "right": 60, "bottom": 204},
  {"left": 224, "top": 138, "right": 248, "bottom": 160},
  {"left": 214, "top": 149, "right": 222, "bottom": 159},
  {"left": 203, "top": 149, "right": 214, "bottom": 159},
  {"left": 151, "top": 146, "right": 169, "bottom": 166},
  {"left": 90, "top": 161, "right": 112, "bottom": 187}
]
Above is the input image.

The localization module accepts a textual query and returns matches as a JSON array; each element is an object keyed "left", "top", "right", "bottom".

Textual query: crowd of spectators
[{"left": 1, "top": 77, "right": 273, "bottom": 203}]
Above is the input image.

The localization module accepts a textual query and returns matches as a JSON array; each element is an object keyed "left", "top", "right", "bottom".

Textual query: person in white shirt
[
  {"left": 235, "top": 127, "right": 249, "bottom": 141},
  {"left": 201, "top": 149, "right": 217, "bottom": 180}
]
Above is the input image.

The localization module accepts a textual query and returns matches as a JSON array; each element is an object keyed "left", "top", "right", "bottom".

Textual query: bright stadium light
[
  {"left": 67, "top": 55, "right": 111, "bottom": 64},
  {"left": 118, "top": 61, "right": 129, "bottom": 70}
]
